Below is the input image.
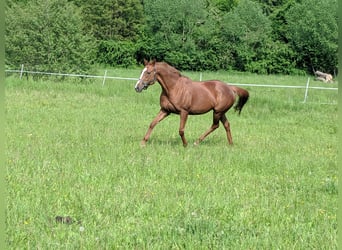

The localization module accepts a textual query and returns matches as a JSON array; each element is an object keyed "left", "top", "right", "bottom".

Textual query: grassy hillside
[{"left": 5, "top": 71, "right": 337, "bottom": 249}]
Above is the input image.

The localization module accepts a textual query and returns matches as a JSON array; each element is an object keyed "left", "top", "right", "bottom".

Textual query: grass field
[{"left": 5, "top": 70, "right": 337, "bottom": 249}]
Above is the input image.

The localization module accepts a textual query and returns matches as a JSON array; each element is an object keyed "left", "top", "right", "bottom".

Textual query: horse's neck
[{"left": 156, "top": 63, "right": 182, "bottom": 95}]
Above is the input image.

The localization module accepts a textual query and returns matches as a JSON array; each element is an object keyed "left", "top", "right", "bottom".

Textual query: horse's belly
[
  {"left": 164, "top": 105, "right": 180, "bottom": 114},
  {"left": 188, "top": 109, "right": 211, "bottom": 115},
  {"left": 188, "top": 95, "right": 215, "bottom": 114}
]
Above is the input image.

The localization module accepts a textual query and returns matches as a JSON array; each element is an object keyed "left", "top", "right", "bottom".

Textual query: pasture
[{"left": 5, "top": 69, "right": 337, "bottom": 249}]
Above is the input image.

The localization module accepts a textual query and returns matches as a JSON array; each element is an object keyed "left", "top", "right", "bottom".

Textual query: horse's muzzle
[
  {"left": 135, "top": 81, "right": 142, "bottom": 92},
  {"left": 135, "top": 81, "right": 148, "bottom": 92},
  {"left": 135, "top": 86, "right": 142, "bottom": 93}
]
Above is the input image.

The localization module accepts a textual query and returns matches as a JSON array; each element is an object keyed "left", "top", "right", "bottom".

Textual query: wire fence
[{"left": 5, "top": 64, "right": 338, "bottom": 104}]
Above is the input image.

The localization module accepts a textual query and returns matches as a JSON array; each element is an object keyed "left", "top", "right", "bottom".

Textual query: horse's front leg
[
  {"left": 179, "top": 111, "right": 189, "bottom": 147},
  {"left": 141, "top": 109, "right": 169, "bottom": 146}
]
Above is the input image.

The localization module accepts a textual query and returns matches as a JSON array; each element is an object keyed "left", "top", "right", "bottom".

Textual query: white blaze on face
[{"left": 135, "top": 67, "right": 147, "bottom": 89}]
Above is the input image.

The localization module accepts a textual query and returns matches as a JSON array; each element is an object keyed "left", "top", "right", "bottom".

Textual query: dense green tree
[
  {"left": 5, "top": 0, "right": 338, "bottom": 74},
  {"left": 80, "top": 0, "right": 144, "bottom": 41},
  {"left": 6, "top": 0, "right": 95, "bottom": 73},
  {"left": 207, "top": 0, "right": 240, "bottom": 13},
  {"left": 220, "top": 0, "right": 272, "bottom": 72},
  {"left": 253, "top": 0, "right": 292, "bottom": 16},
  {"left": 253, "top": 0, "right": 295, "bottom": 41},
  {"left": 141, "top": 0, "right": 208, "bottom": 69},
  {"left": 75, "top": 0, "right": 145, "bottom": 68},
  {"left": 285, "top": 0, "right": 338, "bottom": 74},
  {"left": 97, "top": 40, "right": 137, "bottom": 67}
]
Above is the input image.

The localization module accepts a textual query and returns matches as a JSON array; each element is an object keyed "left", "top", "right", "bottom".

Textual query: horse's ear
[
  {"left": 143, "top": 59, "right": 148, "bottom": 66},
  {"left": 151, "top": 59, "right": 156, "bottom": 65}
]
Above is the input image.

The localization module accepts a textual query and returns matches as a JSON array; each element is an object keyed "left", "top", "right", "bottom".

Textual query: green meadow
[{"left": 5, "top": 70, "right": 337, "bottom": 249}]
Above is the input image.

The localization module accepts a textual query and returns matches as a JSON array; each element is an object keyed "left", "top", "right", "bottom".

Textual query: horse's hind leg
[
  {"left": 220, "top": 114, "right": 233, "bottom": 145},
  {"left": 194, "top": 112, "right": 220, "bottom": 145},
  {"left": 141, "top": 110, "right": 169, "bottom": 146}
]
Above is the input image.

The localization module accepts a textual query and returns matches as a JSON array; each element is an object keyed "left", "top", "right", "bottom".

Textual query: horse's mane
[{"left": 159, "top": 62, "right": 182, "bottom": 77}]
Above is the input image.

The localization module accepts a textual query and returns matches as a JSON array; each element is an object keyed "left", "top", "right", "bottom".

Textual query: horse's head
[{"left": 135, "top": 59, "right": 157, "bottom": 93}]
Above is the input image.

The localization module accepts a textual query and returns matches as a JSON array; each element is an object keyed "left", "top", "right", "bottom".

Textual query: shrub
[
  {"left": 97, "top": 41, "right": 137, "bottom": 67},
  {"left": 6, "top": 0, "right": 95, "bottom": 73}
]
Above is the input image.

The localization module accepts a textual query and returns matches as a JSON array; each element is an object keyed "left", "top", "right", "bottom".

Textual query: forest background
[{"left": 5, "top": 0, "right": 338, "bottom": 76}]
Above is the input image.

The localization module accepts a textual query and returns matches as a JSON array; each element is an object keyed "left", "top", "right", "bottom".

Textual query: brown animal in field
[{"left": 135, "top": 60, "right": 249, "bottom": 146}]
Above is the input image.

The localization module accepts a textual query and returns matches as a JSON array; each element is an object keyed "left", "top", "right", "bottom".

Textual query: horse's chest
[{"left": 160, "top": 95, "right": 183, "bottom": 114}]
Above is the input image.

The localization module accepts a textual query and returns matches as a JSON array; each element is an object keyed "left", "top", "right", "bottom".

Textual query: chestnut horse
[{"left": 135, "top": 59, "right": 249, "bottom": 146}]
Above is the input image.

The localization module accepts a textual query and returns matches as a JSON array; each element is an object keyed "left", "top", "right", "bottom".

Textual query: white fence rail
[
  {"left": 5, "top": 65, "right": 338, "bottom": 104},
  {"left": 5, "top": 69, "right": 139, "bottom": 81}
]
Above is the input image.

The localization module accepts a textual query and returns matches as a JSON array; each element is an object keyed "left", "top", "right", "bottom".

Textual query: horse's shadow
[
  {"left": 147, "top": 137, "right": 183, "bottom": 147},
  {"left": 145, "top": 137, "right": 225, "bottom": 147}
]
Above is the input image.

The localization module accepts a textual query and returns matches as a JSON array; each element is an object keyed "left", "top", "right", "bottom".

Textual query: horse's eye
[{"left": 146, "top": 71, "right": 151, "bottom": 75}]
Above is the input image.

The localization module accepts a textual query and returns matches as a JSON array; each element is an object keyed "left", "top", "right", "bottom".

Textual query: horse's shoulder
[{"left": 159, "top": 93, "right": 180, "bottom": 113}]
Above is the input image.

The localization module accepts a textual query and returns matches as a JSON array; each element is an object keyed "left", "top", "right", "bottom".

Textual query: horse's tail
[{"left": 231, "top": 85, "right": 249, "bottom": 115}]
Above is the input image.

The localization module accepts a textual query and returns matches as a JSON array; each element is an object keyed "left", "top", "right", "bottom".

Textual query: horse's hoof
[
  {"left": 194, "top": 141, "right": 199, "bottom": 146},
  {"left": 140, "top": 141, "right": 146, "bottom": 147}
]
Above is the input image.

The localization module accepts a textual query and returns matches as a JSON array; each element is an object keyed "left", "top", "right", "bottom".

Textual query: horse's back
[
  {"left": 189, "top": 80, "right": 236, "bottom": 113},
  {"left": 198, "top": 80, "right": 235, "bottom": 100}
]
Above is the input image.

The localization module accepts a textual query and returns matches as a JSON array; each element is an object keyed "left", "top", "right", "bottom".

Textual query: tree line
[{"left": 6, "top": 0, "right": 338, "bottom": 75}]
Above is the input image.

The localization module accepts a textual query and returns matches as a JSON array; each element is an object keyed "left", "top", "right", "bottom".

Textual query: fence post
[
  {"left": 303, "top": 77, "right": 310, "bottom": 103},
  {"left": 102, "top": 69, "right": 107, "bottom": 86},
  {"left": 19, "top": 64, "right": 24, "bottom": 79}
]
